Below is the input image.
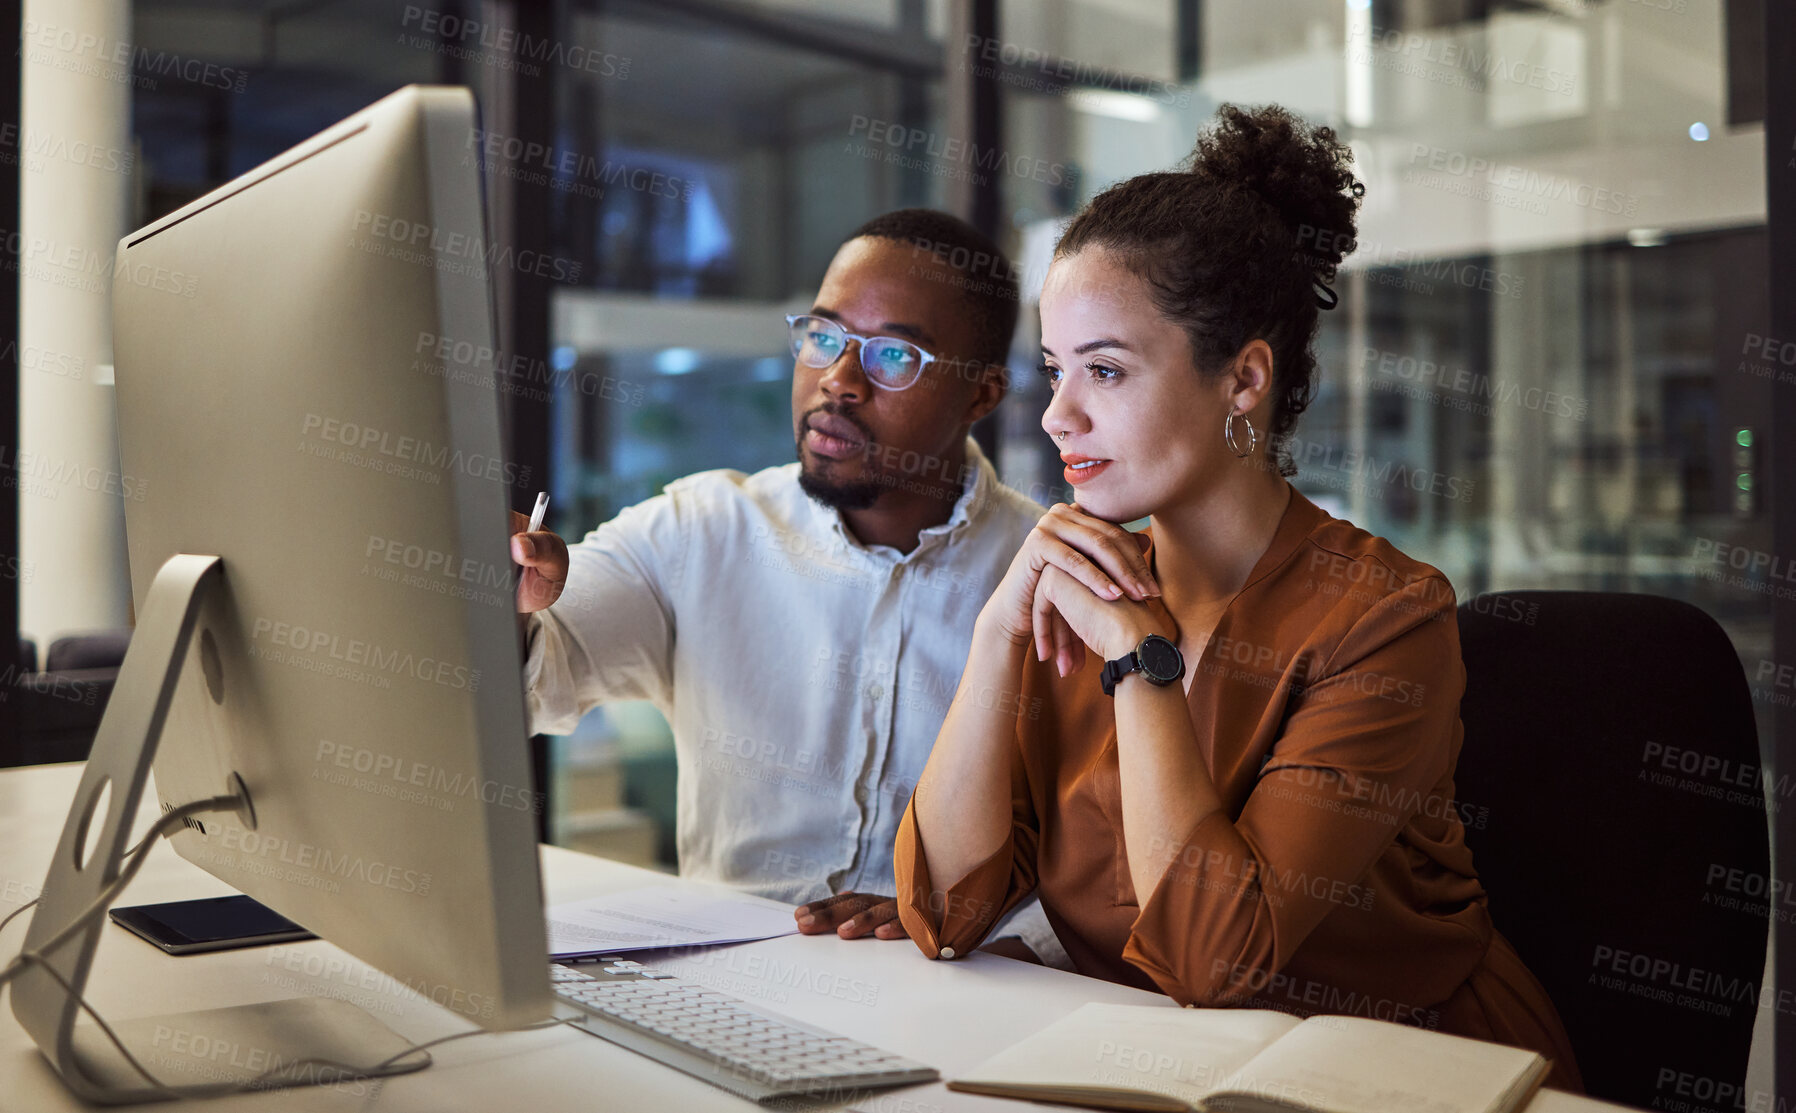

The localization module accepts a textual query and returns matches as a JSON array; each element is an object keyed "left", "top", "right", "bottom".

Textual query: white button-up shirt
[{"left": 523, "top": 438, "right": 1066, "bottom": 962}]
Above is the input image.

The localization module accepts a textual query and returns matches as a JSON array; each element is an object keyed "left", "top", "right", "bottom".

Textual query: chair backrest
[
  {"left": 43, "top": 628, "right": 133, "bottom": 673},
  {"left": 1454, "top": 591, "right": 1768, "bottom": 1110}
]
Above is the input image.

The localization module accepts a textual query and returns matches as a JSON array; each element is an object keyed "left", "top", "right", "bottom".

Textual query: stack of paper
[{"left": 546, "top": 884, "right": 800, "bottom": 959}]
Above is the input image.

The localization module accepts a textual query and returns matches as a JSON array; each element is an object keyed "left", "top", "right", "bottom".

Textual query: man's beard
[
  {"left": 795, "top": 403, "right": 887, "bottom": 511},
  {"left": 796, "top": 441, "right": 887, "bottom": 511}
]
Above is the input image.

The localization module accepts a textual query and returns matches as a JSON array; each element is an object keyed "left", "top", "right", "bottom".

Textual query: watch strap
[{"left": 1100, "top": 649, "right": 1140, "bottom": 697}]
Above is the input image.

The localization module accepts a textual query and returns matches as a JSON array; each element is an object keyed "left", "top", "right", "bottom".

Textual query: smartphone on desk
[{"left": 110, "top": 894, "right": 315, "bottom": 955}]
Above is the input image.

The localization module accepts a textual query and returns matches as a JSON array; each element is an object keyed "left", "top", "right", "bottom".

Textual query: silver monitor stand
[{"left": 11, "top": 553, "right": 426, "bottom": 1104}]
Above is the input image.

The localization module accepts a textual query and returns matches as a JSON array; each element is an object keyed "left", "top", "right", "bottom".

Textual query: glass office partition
[
  {"left": 542, "top": 0, "right": 951, "bottom": 860},
  {"left": 988, "top": 0, "right": 1772, "bottom": 737},
  {"left": 118, "top": 0, "right": 1775, "bottom": 882},
  {"left": 532, "top": 1, "right": 1775, "bottom": 881}
]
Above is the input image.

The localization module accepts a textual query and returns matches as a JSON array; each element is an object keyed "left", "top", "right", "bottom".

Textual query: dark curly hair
[
  {"left": 1054, "top": 104, "right": 1363, "bottom": 476},
  {"left": 847, "top": 208, "right": 1021, "bottom": 376}
]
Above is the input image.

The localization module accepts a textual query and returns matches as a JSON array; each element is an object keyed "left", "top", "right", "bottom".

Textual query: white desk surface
[{"left": 0, "top": 763, "right": 1632, "bottom": 1112}]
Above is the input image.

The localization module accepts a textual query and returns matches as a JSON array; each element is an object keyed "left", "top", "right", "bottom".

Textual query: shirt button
[
  {"left": 939, "top": 947, "right": 956, "bottom": 960},
  {"left": 854, "top": 785, "right": 868, "bottom": 802},
  {"left": 867, "top": 684, "right": 883, "bottom": 700}
]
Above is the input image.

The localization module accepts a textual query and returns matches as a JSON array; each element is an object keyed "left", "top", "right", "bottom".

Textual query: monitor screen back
[{"left": 109, "top": 85, "right": 549, "bottom": 1030}]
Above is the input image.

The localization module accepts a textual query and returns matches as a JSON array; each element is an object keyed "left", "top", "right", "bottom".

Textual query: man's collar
[{"left": 919, "top": 435, "right": 994, "bottom": 541}]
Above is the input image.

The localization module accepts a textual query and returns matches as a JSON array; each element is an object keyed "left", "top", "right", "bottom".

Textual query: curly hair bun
[
  {"left": 1052, "top": 102, "right": 1367, "bottom": 478},
  {"left": 1187, "top": 104, "right": 1364, "bottom": 283}
]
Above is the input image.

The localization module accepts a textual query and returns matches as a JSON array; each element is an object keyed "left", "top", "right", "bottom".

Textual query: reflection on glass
[{"left": 538, "top": 0, "right": 1776, "bottom": 855}]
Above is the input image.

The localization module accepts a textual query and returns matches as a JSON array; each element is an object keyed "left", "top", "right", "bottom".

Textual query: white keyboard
[{"left": 550, "top": 959, "right": 938, "bottom": 1103}]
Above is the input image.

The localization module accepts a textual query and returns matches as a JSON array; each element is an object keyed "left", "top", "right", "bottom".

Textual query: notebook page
[
  {"left": 952, "top": 1003, "right": 1302, "bottom": 1110},
  {"left": 1208, "top": 1015, "right": 1545, "bottom": 1113}
]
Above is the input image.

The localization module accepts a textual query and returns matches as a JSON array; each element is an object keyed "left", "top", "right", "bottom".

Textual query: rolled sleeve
[
  {"left": 520, "top": 496, "right": 683, "bottom": 736},
  {"left": 894, "top": 794, "right": 1035, "bottom": 960},
  {"left": 523, "top": 608, "right": 589, "bottom": 736},
  {"left": 1122, "top": 576, "right": 1463, "bottom": 1004}
]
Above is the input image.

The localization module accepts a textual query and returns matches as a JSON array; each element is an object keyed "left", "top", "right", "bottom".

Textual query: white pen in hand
[{"left": 515, "top": 492, "right": 554, "bottom": 625}]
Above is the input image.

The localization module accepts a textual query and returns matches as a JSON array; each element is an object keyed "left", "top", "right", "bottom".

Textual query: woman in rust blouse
[{"left": 895, "top": 104, "right": 1582, "bottom": 1091}]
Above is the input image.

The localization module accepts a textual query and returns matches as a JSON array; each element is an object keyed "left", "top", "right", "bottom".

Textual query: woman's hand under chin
[
  {"left": 1032, "top": 564, "right": 1180, "bottom": 677},
  {"left": 977, "top": 503, "right": 1161, "bottom": 663}
]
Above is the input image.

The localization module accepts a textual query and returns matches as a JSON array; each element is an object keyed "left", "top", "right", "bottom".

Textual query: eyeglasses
[{"left": 784, "top": 313, "right": 936, "bottom": 392}]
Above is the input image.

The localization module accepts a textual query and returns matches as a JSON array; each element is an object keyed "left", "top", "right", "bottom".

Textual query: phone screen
[{"left": 111, "top": 895, "right": 315, "bottom": 953}]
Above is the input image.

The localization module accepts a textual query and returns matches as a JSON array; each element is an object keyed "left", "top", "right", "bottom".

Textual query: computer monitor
[{"left": 12, "top": 85, "right": 552, "bottom": 1102}]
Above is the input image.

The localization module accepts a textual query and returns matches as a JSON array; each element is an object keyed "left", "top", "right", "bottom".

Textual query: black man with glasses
[{"left": 509, "top": 210, "right": 1068, "bottom": 966}]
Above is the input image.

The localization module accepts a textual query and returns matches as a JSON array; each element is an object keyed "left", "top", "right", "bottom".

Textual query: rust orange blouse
[{"left": 895, "top": 487, "right": 1583, "bottom": 1091}]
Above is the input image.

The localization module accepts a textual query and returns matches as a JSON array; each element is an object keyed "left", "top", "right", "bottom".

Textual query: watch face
[{"left": 1138, "top": 635, "right": 1183, "bottom": 683}]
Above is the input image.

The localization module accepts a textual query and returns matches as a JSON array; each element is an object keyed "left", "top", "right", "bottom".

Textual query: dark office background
[
  {"left": 89, "top": 0, "right": 1785, "bottom": 844},
  {"left": 2, "top": 0, "right": 1792, "bottom": 1104}
]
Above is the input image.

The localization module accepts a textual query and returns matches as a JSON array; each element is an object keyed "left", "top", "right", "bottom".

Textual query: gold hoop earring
[{"left": 1224, "top": 410, "right": 1257, "bottom": 458}]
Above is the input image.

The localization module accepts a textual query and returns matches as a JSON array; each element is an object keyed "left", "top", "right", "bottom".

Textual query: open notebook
[{"left": 949, "top": 1003, "right": 1551, "bottom": 1113}]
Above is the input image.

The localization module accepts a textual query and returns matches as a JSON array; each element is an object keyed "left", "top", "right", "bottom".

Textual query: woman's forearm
[
  {"left": 910, "top": 618, "right": 1029, "bottom": 911},
  {"left": 1112, "top": 674, "right": 1223, "bottom": 905}
]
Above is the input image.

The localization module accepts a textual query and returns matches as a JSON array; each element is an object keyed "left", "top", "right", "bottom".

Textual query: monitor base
[
  {"left": 71, "top": 997, "right": 428, "bottom": 1102},
  {"left": 8, "top": 554, "right": 431, "bottom": 1104}
]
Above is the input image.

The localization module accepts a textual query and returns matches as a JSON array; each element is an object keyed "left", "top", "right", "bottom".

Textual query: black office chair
[
  {"left": 1454, "top": 591, "right": 1768, "bottom": 1109},
  {"left": 3, "top": 628, "right": 130, "bottom": 768},
  {"left": 44, "top": 628, "right": 133, "bottom": 673}
]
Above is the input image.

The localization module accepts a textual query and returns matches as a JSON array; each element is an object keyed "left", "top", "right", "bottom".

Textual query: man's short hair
[{"left": 844, "top": 208, "right": 1020, "bottom": 374}]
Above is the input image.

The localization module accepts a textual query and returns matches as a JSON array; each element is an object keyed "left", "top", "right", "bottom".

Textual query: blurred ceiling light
[
  {"left": 1067, "top": 89, "right": 1160, "bottom": 122},
  {"left": 1627, "top": 228, "right": 1668, "bottom": 247},
  {"left": 1689, "top": 121, "right": 1710, "bottom": 141},
  {"left": 655, "top": 348, "right": 702, "bottom": 375},
  {"left": 1344, "top": 0, "right": 1374, "bottom": 127}
]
